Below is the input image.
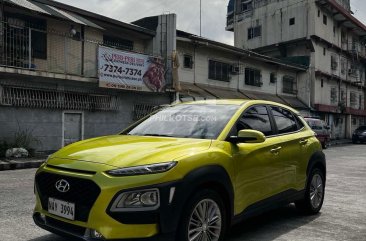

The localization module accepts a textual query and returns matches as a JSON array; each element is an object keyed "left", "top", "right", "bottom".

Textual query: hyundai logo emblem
[{"left": 55, "top": 179, "right": 70, "bottom": 193}]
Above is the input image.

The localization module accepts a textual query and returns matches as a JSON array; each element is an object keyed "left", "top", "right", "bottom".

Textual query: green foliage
[
  {"left": 0, "top": 141, "right": 9, "bottom": 158},
  {"left": 0, "top": 121, "right": 41, "bottom": 158},
  {"left": 13, "top": 128, "right": 41, "bottom": 151}
]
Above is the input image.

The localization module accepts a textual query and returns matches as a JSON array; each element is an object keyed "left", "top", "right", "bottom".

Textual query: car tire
[
  {"left": 295, "top": 168, "right": 325, "bottom": 215},
  {"left": 177, "top": 189, "right": 227, "bottom": 241}
]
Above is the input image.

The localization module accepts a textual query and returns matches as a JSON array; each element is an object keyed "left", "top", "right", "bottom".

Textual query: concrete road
[{"left": 0, "top": 145, "right": 365, "bottom": 241}]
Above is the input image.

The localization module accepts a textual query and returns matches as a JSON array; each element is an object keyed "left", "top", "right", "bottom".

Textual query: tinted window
[
  {"left": 236, "top": 106, "right": 273, "bottom": 136},
  {"left": 271, "top": 107, "right": 298, "bottom": 134}
]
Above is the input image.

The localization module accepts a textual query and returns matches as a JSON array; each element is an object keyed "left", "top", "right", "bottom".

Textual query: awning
[
  {"left": 280, "top": 95, "right": 309, "bottom": 110},
  {"left": 5, "top": 0, "right": 104, "bottom": 30},
  {"left": 196, "top": 84, "right": 249, "bottom": 99},
  {"left": 241, "top": 90, "right": 287, "bottom": 105},
  {"left": 178, "top": 82, "right": 216, "bottom": 100},
  {"left": 5, "top": 0, "right": 51, "bottom": 15}
]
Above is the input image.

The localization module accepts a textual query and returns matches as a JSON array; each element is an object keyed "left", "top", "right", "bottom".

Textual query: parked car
[
  {"left": 33, "top": 100, "right": 326, "bottom": 241},
  {"left": 352, "top": 126, "right": 366, "bottom": 144},
  {"left": 304, "top": 117, "right": 331, "bottom": 149}
]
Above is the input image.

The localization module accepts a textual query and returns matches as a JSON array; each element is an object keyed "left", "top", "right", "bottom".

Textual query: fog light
[
  {"left": 91, "top": 229, "right": 104, "bottom": 239},
  {"left": 110, "top": 188, "right": 160, "bottom": 212},
  {"left": 39, "top": 213, "right": 46, "bottom": 222}
]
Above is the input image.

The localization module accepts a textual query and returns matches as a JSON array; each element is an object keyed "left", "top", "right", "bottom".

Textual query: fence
[{"left": 0, "top": 21, "right": 147, "bottom": 78}]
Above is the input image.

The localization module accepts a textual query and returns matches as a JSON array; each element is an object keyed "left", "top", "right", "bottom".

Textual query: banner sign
[{"left": 98, "top": 46, "right": 165, "bottom": 92}]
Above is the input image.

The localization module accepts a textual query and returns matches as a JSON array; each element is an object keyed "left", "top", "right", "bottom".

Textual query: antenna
[{"left": 200, "top": 0, "right": 202, "bottom": 36}]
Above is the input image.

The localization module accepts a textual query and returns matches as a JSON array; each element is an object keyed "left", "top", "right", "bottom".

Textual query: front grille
[
  {"left": 36, "top": 172, "right": 101, "bottom": 222},
  {"left": 46, "top": 216, "right": 86, "bottom": 236}
]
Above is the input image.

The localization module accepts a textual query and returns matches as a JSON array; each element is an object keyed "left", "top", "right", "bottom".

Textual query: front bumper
[
  {"left": 353, "top": 134, "right": 366, "bottom": 142},
  {"left": 33, "top": 213, "right": 173, "bottom": 241},
  {"left": 33, "top": 165, "right": 184, "bottom": 240}
]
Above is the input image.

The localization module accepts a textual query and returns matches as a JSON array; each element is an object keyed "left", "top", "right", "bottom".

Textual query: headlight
[
  {"left": 106, "top": 161, "right": 177, "bottom": 176},
  {"left": 110, "top": 188, "right": 160, "bottom": 212}
]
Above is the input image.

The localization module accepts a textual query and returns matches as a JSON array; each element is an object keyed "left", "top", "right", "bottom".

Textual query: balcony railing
[
  {"left": 0, "top": 21, "right": 146, "bottom": 79},
  {"left": 347, "top": 42, "right": 366, "bottom": 58}
]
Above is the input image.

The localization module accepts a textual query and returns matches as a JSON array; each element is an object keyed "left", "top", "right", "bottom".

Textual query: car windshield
[{"left": 125, "top": 104, "right": 239, "bottom": 139}]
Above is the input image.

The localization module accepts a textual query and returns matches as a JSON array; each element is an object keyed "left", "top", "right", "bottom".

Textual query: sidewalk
[
  {"left": 0, "top": 158, "right": 45, "bottom": 171},
  {"left": 330, "top": 139, "right": 352, "bottom": 146}
]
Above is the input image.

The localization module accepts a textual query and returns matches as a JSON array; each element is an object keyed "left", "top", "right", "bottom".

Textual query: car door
[
  {"left": 269, "top": 106, "right": 309, "bottom": 190},
  {"left": 232, "top": 105, "right": 288, "bottom": 213}
]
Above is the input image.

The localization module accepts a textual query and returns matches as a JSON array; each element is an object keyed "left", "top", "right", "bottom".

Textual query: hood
[{"left": 50, "top": 135, "right": 212, "bottom": 168}]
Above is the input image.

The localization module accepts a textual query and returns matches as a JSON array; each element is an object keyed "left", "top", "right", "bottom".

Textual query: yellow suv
[{"left": 33, "top": 100, "right": 326, "bottom": 241}]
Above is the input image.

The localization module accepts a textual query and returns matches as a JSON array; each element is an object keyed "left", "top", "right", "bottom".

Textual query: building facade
[
  {"left": 0, "top": 0, "right": 173, "bottom": 152},
  {"left": 175, "top": 30, "right": 308, "bottom": 111},
  {"left": 227, "top": 0, "right": 366, "bottom": 139},
  {"left": 134, "top": 16, "right": 309, "bottom": 114}
]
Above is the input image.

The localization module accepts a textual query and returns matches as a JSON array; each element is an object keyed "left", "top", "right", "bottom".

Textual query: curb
[
  {"left": 0, "top": 160, "right": 45, "bottom": 171},
  {"left": 330, "top": 140, "right": 352, "bottom": 146}
]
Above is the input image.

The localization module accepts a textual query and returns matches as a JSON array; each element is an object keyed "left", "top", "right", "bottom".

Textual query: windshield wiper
[{"left": 143, "top": 134, "right": 174, "bottom": 137}]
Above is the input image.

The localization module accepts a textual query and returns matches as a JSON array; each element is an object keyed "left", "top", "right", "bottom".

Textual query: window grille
[
  {"left": 330, "top": 87, "right": 338, "bottom": 104},
  {"left": 0, "top": 85, "right": 117, "bottom": 111},
  {"left": 350, "top": 92, "right": 357, "bottom": 108},
  {"left": 282, "top": 76, "right": 297, "bottom": 94},
  {"left": 245, "top": 68, "right": 262, "bottom": 87},
  {"left": 208, "top": 60, "right": 231, "bottom": 82}
]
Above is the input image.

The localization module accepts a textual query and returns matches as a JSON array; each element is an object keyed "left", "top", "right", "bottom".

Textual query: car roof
[{"left": 180, "top": 99, "right": 300, "bottom": 114}]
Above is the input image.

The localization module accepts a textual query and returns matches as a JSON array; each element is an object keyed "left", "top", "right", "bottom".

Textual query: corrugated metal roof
[
  {"left": 5, "top": 0, "right": 104, "bottom": 30},
  {"left": 5, "top": 0, "right": 51, "bottom": 15},
  {"left": 46, "top": 5, "right": 104, "bottom": 30}
]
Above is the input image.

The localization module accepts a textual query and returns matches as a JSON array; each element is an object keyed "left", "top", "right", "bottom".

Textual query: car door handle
[
  {"left": 270, "top": 146, "right": 282, "bottom": 154},
  {"left": 299, "top": 139, "right": 308, "bottom": 145}
]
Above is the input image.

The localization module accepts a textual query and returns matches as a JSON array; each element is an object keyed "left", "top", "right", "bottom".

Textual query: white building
[
  {"left": 227, "top": 0, "right": 366, "bottom": 139},
  {"left": 175, "top": 30, "right": 308, "bottom": 112},
  {"left": 134, "top": 17, "right": 309, "bottom": 112}
]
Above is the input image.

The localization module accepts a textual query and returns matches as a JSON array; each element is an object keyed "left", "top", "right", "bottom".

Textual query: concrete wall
[
  {"left": 234, "top": 0, "right": 310, "bottom": 49},
  {"left": 0, "top": 88, "right": 170, "bottom": 152}
]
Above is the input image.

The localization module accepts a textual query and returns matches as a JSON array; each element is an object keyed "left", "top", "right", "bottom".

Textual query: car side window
[
  {"left": 236, "top": 106, "right": 273, "bottom": 136},
  {"left": 271, "top": 106, "right": 298, "bottom": 134}
]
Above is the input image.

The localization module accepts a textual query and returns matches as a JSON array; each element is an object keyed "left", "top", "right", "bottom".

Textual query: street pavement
[{"left": 0, "top": 144, "right": 365, "bottom": 241}]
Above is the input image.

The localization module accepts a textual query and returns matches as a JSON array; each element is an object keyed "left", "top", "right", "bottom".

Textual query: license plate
[{"left": 48, "top": 197, "right": 75, "bottom": 220}]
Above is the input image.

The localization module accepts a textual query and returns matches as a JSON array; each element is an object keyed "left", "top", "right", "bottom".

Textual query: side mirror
[{"left": 229, "top": 130, "right": 266, "bottom": 144}]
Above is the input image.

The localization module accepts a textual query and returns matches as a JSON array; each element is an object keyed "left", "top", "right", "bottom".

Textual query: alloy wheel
[
  {"left": 188, "top": 199, "right": 222, "bottom": 241},
  {"left": 310, "top": 173, "right": 324, "bottom": 209}
]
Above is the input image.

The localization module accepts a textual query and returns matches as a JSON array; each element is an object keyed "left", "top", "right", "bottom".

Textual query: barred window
[
  {"left": 184, "top": 55, "right": 193, "bottom": 69},
  {"left": 282, "top": 76, "right": 297, "bottom": 94},
  {"left": 0, "top": 86, "right": 117, "bottom": 111},
  {"left": 103, "top": 35, "right": 134, "bottom": 51},
  {"left": 245, "top": 68, "right": 262, "bottom": 87},
  {"left": 208, "top": 60, "right": 231, "bottom": 82},
  {"left": 330, "top": 87, "right": 338, "bottom": 104},
  {"left": 350, "top": 92, "right": 357, "bottom": 108},
  {"left": 248, "top": 26, "right": 261, "bottom": 40},
  {"left": 241, "top": 0, "right": 253, "bottom": 12}
]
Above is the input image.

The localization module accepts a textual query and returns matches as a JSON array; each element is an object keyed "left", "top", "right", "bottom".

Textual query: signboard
[{"left": 98, "top": 46, "right": 165, "bottom": 92}]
